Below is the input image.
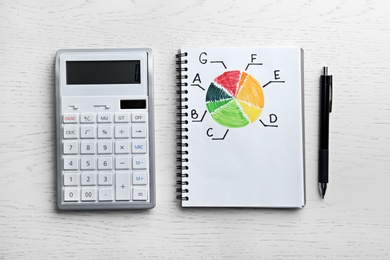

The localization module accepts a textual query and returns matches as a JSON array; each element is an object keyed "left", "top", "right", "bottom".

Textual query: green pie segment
[
  {"left": 206, "top": 98, "right": 233, "bottom": 113},
  {"left": 206, "top": 99, "right": 249, "bottom": 128}
]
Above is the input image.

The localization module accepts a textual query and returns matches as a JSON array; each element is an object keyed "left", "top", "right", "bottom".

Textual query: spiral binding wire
[{"left": 176, "top": 51, "right": 189, "bottom": 201}]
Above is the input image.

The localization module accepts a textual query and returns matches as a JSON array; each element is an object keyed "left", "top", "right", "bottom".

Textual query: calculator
[{"left": 55, "top": 49, "right": 155, "bottom": 210}]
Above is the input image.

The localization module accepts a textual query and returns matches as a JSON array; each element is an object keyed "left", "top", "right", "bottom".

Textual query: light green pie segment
[{"left": 207, "top": 99, "right": 249, "bottom": 128}]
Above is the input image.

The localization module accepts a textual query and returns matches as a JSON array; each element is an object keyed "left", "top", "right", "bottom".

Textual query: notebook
[{"left": 176, "top": 47, "right": 305, "bottom": 208}]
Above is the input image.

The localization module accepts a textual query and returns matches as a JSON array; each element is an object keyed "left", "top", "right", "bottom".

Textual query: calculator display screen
[{"left": 66, "top": 61, "right": 141, "bottom": 84}]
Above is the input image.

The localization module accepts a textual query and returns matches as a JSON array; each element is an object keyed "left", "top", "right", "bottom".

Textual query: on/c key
[{"left": 63, "top": 114, "right": 78, "bottom": 124}]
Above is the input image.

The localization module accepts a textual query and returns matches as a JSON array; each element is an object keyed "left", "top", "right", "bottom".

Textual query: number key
[
  {"left": 81, "top": 157, "right": 96, "bottom": 170},
  {"left": 98, "top": 172, "right": 113, "bottom": 186},
  {"left": 81, "top": 172, "right": 96, "bottom": 185},
  {"left": 63, "top": 141, "right": 79, "bottom": 155},
  {"left": 64, "top": 187, "right": 79, "bottom": 201},
  {"left": 81, "top": 188, "right": 97, "bottom": 201},
  {"left": 98, "top": 141, "right": 113, "bottom": 154},
  {"left": 81, "top": 141, "right": 96, "bottom": 154},
  {"left": 98, "top": 157, "right": 113, "bottom": 170},
  {"left": 63, "top": 157, "right": 78, "bottom": 170},
  {"left": 64, "top": 172, "right": 79, "bottom": 186}
]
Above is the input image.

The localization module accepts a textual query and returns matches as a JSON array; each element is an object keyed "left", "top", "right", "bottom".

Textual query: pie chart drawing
[{"left": 205, "top": 70, "right": 264, "bottom": 128}]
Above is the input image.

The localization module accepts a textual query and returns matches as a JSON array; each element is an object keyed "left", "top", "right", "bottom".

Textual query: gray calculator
[{"left": 55, "top": 49, "right": 155, "bottom": 210}]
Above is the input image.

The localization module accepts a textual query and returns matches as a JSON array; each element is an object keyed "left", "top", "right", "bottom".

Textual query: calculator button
[
  {"left": 115, "top": 125, "right": 130, "bottom": 139},
  {"left": 97, "top": 113, "right": 112, "bottom": 123},
  {"left": 132, "top": 125, "right": 147, "bottom": 138},
  {"left": 133, "top": 187, "right": 148, "bottom": 201},
  {"left": 115, "top": 113, "right": 129, "bottom": 123},
  {"left": 80, "top": 141, "right": 96, "bottom": 154},
  {"left": 81, "top": 172, "right": 97, "bottom": 185},
  {"left": 98, "top": 188, "right": 113, "bottom": 201},
  {"left": 81, "top": 188, "right": 97, "bottom": 201},
  {"left": 63, "top": 141, "right": 79, "bottom": 155},
  {"left": 115, "top": 157, "right": 130, "bottom": 170},
  {"left": 98, "top": 126, "right": 113, "bottom": 139},
  {"left": 80, "top": 114, "right": 95, "bottom": 124},
  {"left": 132, "top": 113, "right": 146, "bottom": 123},
  {"left": 115, "top": 141, "right": 130, "bottom": 154},
  {"left": 98, "top": 157, "right": 113, "bottom": 170},
  {"left": 63, "top": 114, "right": 78, "bottom": 124},
  {"left": 132, "top": 156, "right": 148, "bottom": 170},
  {"left": 80, "top": 125, "right": 96, "bottom": 139},
  {"left": 116, "top": 171, "right": 131, "bottom": 201},
  {"left": 98, "top": 172, "right": 113, "bottom": 186},
  {"left": 133, "top": 172, "right": 148, "bottom": 185},
  {"left": 132, "top": 140, "right": 147, "bottom": 154},
  {"left": 63, "top": 157, "right": 78, "bottom": 170},
  {"left": 64, "top": 172, "right": 79, "bottom": 186},
  {"left": 81, "top": 157, "right": 96, "bottom": 170},
  {"left": 63, "top": 126, "right": 78, "bottom": 139},
  {"left": 64, "top": 188, "right": 79, "bottom": 201},
  {"left": 98, "top": 141, "right": 113, "bottom": 154}
]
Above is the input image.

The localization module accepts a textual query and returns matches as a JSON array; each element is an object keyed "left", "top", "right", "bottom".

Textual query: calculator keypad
[{"left": 62, "top": 112, "right": 149, "bottom": 203}]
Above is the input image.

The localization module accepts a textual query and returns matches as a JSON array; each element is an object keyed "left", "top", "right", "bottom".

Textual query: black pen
[{"left": 319, "top": 67, "right": 332, "bottom": 199}]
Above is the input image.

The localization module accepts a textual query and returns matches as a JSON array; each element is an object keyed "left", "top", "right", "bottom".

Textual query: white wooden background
[{"left": 1, "top": 0, "right": 390, "bottom": 259}]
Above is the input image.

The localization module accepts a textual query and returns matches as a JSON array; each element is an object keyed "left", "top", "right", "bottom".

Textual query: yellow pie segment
[{"left": 237, "top": 100, "right": 263, "bottom": 123}]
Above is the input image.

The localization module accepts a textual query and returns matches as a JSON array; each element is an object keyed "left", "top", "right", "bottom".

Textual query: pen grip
[{"left": 319, "top": 149, "right": 329, "bottom": 183}]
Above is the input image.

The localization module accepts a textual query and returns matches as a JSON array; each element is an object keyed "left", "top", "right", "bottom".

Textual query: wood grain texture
[{"left": 1, "top": 0, "right": 390, "bottom": 259}]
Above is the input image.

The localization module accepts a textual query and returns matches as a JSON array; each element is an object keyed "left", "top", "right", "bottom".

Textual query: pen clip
[{"left": 329, "top": 83, "right": 333, "bottom": 113}]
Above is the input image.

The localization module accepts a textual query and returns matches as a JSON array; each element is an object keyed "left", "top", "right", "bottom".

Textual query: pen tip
[{"left": 319, "top": 183, "right": 327, "bottom": 199}]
